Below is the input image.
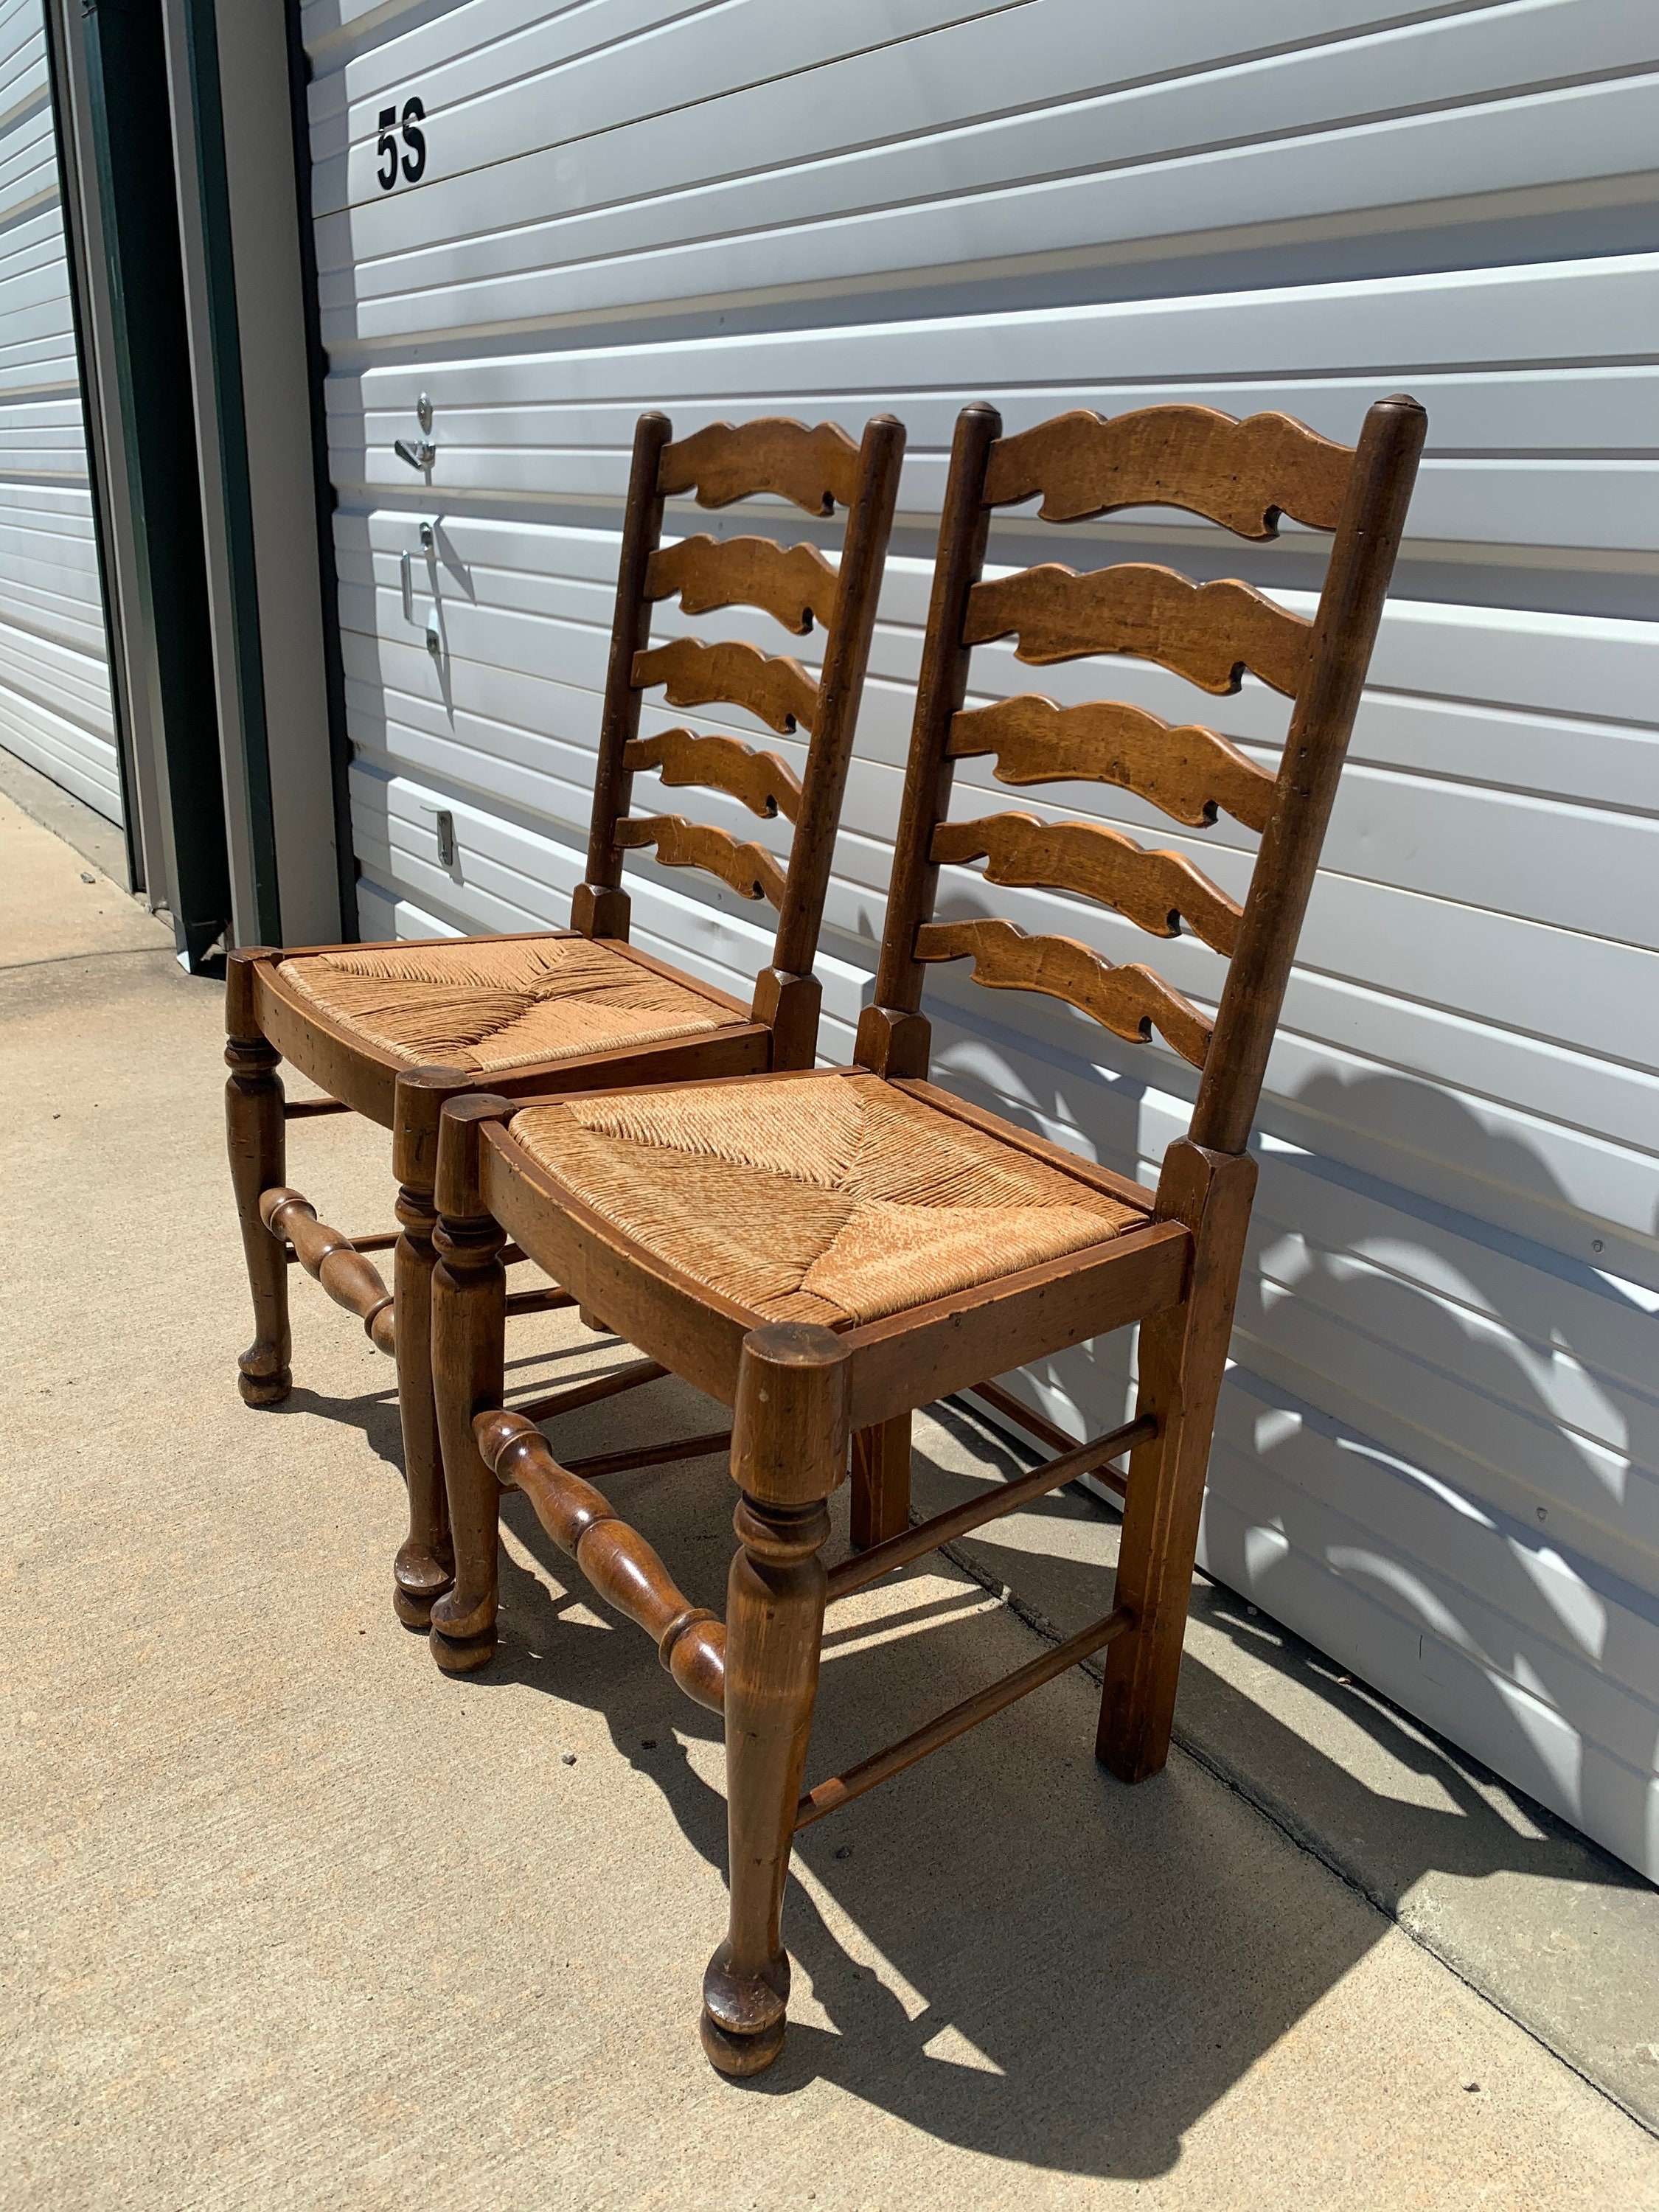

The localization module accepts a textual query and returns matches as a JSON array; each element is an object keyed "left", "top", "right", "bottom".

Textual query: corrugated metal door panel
[
  {"left": 302, "top": 0, "right": 1659, "bottom": 1877},
  {"left": 0, "top": 2, "right": 117, "bottom": 823}
]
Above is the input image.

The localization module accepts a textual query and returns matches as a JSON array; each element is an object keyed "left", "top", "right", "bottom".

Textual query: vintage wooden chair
[
  {"left": 422, "top": 393, "right": 1425, "bottom": 2075},
  {"left": 223, "top": 409, "right": 903, "bottom": 1630}
]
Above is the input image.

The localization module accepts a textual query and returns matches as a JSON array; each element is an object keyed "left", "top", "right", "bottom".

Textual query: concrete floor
[{"left": 3, "top": 785, "right": 1657, "bottom": 2211}]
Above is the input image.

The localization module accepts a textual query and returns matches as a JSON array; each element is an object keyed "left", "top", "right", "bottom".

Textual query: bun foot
[
  {"left": 428, "top": 1625, "right": 496, "bottom": 1674},
  {"left": 237, "top": 1360, "right": 292, "bottom": 1407},
  {"left": 393, "top": 1586, "right": 435, "bottom": 1630},
  {"left": 393, "top": 1542, "right": 453, "bottom": 1632},
  {"left": 700, "top": 1940, "right": 788, "bottom": 2078},
  {"left": 699, "top": 2007, "right": 786, "bottom": 2079}
]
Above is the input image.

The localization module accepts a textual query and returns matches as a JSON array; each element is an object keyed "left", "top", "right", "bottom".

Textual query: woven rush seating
[
  {"left": 278, "top": 936, "right": 745, "bottom": 1075},
  {"left": 424, "top": 390, "right": 1425, "bottom": 2081},
  {"left": 222, "top": 406, "right": 903, "bottom": 1638},
  {"left": 508, "top": 1071, "right": 1144, "bottom": 1328}
]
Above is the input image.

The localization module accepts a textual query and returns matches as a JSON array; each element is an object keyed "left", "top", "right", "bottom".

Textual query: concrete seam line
[
  {"left": 926, "top": 1514, "right": 1659, "bottom": 2143},
  {"left": 0, "top": 945, "right": 179, "bottom": 978}
]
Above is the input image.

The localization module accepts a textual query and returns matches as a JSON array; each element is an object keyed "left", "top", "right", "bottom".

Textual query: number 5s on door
[{"left": 376, "top": 98, "right": 426, "bottom": 192}]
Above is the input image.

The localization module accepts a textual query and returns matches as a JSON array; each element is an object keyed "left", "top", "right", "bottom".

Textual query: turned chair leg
[
  {"left": 701, "top": 1323, "right": 849, "bottom": 2079},
  {"left": 428, "top": 1098, "right": 509, "bottom": 1676},
  {"left": 391, "top": 1071, "right": 466, "bottom": 1631},
  {"left": 224, "top": 950, "right": 290, "bottom": 1407},
  {"left": 1097, "top": 1142, "right": 1256, "bottom": 1782},
  {"left": 392, "top": 1175, "right": 451, "bottom": 1629},
  {"left": 850, "top": 1412, "right": 911, "bottom": 1551}
]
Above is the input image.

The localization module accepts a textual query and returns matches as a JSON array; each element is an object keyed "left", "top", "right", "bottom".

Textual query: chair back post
[
  {"left": 765, "top": 414, "right": 905, "bottom": 987},
  {"left": 574, "top": 410, "right": 672, "bottom": 941},
  {"left": 1187, "top": 394, "right": 1426, "bottom": 1156},
  {"left": 855, "top": 400, "right": 1001, "bottom": 1079}
]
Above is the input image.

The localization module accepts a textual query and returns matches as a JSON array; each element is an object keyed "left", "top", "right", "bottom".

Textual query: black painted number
[{"left": 376, "top": 97, "right": 426, "bottom": 191}]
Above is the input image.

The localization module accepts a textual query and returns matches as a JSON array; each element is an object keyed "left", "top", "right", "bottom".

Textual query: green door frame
[{"left": 76, "top": 0, "right": 241, "bottom": 969}]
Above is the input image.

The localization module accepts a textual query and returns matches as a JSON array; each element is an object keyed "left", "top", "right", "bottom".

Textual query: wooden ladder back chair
[
  {"left": 423, "top": 393, "right": 1423, "bottom": 2079},
  {"left": 222, "top": 408, "right": 902, "bottom": 1634}
]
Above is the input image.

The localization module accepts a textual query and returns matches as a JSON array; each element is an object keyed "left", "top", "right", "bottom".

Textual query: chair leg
[
  {"left": 428, "top": 1101, "right": 508, "bottom": 1677},
  {"left": 850, "top": 1413, "right": 911, "bottom": 1550},
  {"left": 1097, "top": 1141, "right": 1257, "bottom": 1783},
  {"left": 392, "top": 1170, "right": 452, "bottom": 1630},
  {"left": 701, "top": 1324, "right": 849, "bottom": 2079},
  {"left": 224, "top": 961, "right": 290, "bottom": 1406}
]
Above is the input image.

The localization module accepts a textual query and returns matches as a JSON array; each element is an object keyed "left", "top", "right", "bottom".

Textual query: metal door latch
[
  {"left": 396, "top": 394, "right": 437, "bottom": 470},
  {"left": 420, "top": 802, "right": 457, "bottom": 868}
]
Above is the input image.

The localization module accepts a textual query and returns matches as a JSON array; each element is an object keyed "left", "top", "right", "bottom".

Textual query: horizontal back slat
[
  {"left": 982, "top": 406, "right": 1352, "bottom": 536},
  {"left": 932, "top": 813, "right": 1243, "bottom": 956},
  {"left": 964, "top": 563, "right": 1312, "bottom": 698},
  {"left": 914, "top": 917, "right": 1215, "bottom": 1067},
  {"left": 658, "top": 417, "right": 861, "bottom": 515},
  {"left": 624, "top": 728, "right": 802, "bottom": 824},
  {"left": 644, "top": 535, "right": 837, "bottom": 636},
  {"left": 947, "top": 694, "right": 1277, "bottom": 832},
  {"left": 632, "top": 636, "right": 818, "bottom": 734},
  {"left": 616, "top": 815, "right": 787, "bottom": 908}
]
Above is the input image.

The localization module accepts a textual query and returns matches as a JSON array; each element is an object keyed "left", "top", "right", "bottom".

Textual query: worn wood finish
[
  {"left": 855, "top": 403, "right": 1001, "bottom": 1075},
  {"left": 563, "top": 1430, "right": 732, "bottom": 1482},
  {"left": 967, "top": 562, "right": 1311, "bottom": 698},
  {"left": 476, "top": 1410, "right": 726, "bottom": 1711},
  {"left": 828, "top": 1413, "right": 1155, "bottom": 1602},
  {"left": 283, "top": 1096, "right": 349, "bottom": 1121},
  {"left": 842, "top": 1216, "right": 1192, "bottom": 1432},
  {"left": 514, "top": 1356, "right": 666, "bottom": 1426},
  {"left": 501, "top": 1286, "right": 575, "bottom": 1318},
  {"left": 701, "top": 1324, "right": 847, "bottom": 2077},
  {"left": 931, "top": 812, "right": 1244, "bottom": 954},
  {"left": 798, "top": 1607, "right": 1135, "bottom": 1831},
  {"left": 913, "top": 917, "right": 1214, "bottom": 1067},
  {"left": 1191, "top": 395, "right": 1429, "bottom": 1154},
  {"left": 416, "top": 398, "right": 1421, "bottom": 2081},
  {"left": 614, "top": 815, "right": 787, "bottom": 907},
  {"left": 1098, "top": 1142, "right": 1258, "bottom": 1780},
  {"left": 747, "top": 966, "right": 821, "bottom": 1074},
  {"left": 286, "top": 1227, "right": 400, "bottom": 1261},
  {"left": 948, "top": 693, "right": 1277, "bottom": 832},
  {"left": 633, "top": 635, "right": 818, "bottom": 735},
  {"left": 969, "top": 1375, "right": 1128, "bottom": 1496},
  {"left": 660, "top": 417, "right": 860, "bottom": 516},
  {"left": 624, "top": 728, "right": 803, "bottom": 822},
  {"left": 391, "top": 1172, "right": 452, "bottom": 1629},
  {"left": 261, "top": 1189, "right": 397, "bottom": 1354},
  {"left": 226, "top": 950, "right": 291, "bottom": 1406},
  {"left": 223, "top": 406, "right": 901, "bottom": 1694},
  {"left": 391, "top": 1067, "right": 469, "bottom": 1630},
  {"left": 983, "top": 406, "right": 1352, "bottom": 536},
  {"left": 644, "top": 534, "right": 837, "bottom": 635},
  {"left": 801, "top": 1610, "right": 1141, "bottom": 1832},
  {"left": 850, "top": 1413, "right": 911, "bottom": 1551},
  {"left": 768, "top": 414, "right": 905, "bottom": 983},
  {"left": 577, "top": 410, "right": 672, "bottom": 934},
  {"left": 428, "top": 1099, "right": 512, "bottom": 1676}
]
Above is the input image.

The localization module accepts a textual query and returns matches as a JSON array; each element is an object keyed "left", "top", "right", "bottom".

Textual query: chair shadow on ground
[
  {"left": 262, "top": 989, "right": 1657, "bottom": 2176},
  {"left": 268, "top": 1304, "right": 1642, "bottom": 2183},
  {"left": 920, "top": 969, "right": 1659, "bottom": 1870}
]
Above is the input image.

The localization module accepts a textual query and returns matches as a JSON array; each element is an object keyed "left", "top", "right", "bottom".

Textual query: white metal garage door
[
  {"left": 299, "top": 0, "right": 1659, "bottom": 1879},
  {"left": 0, "top": 0, "right": 118, "bottom": 823}
]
